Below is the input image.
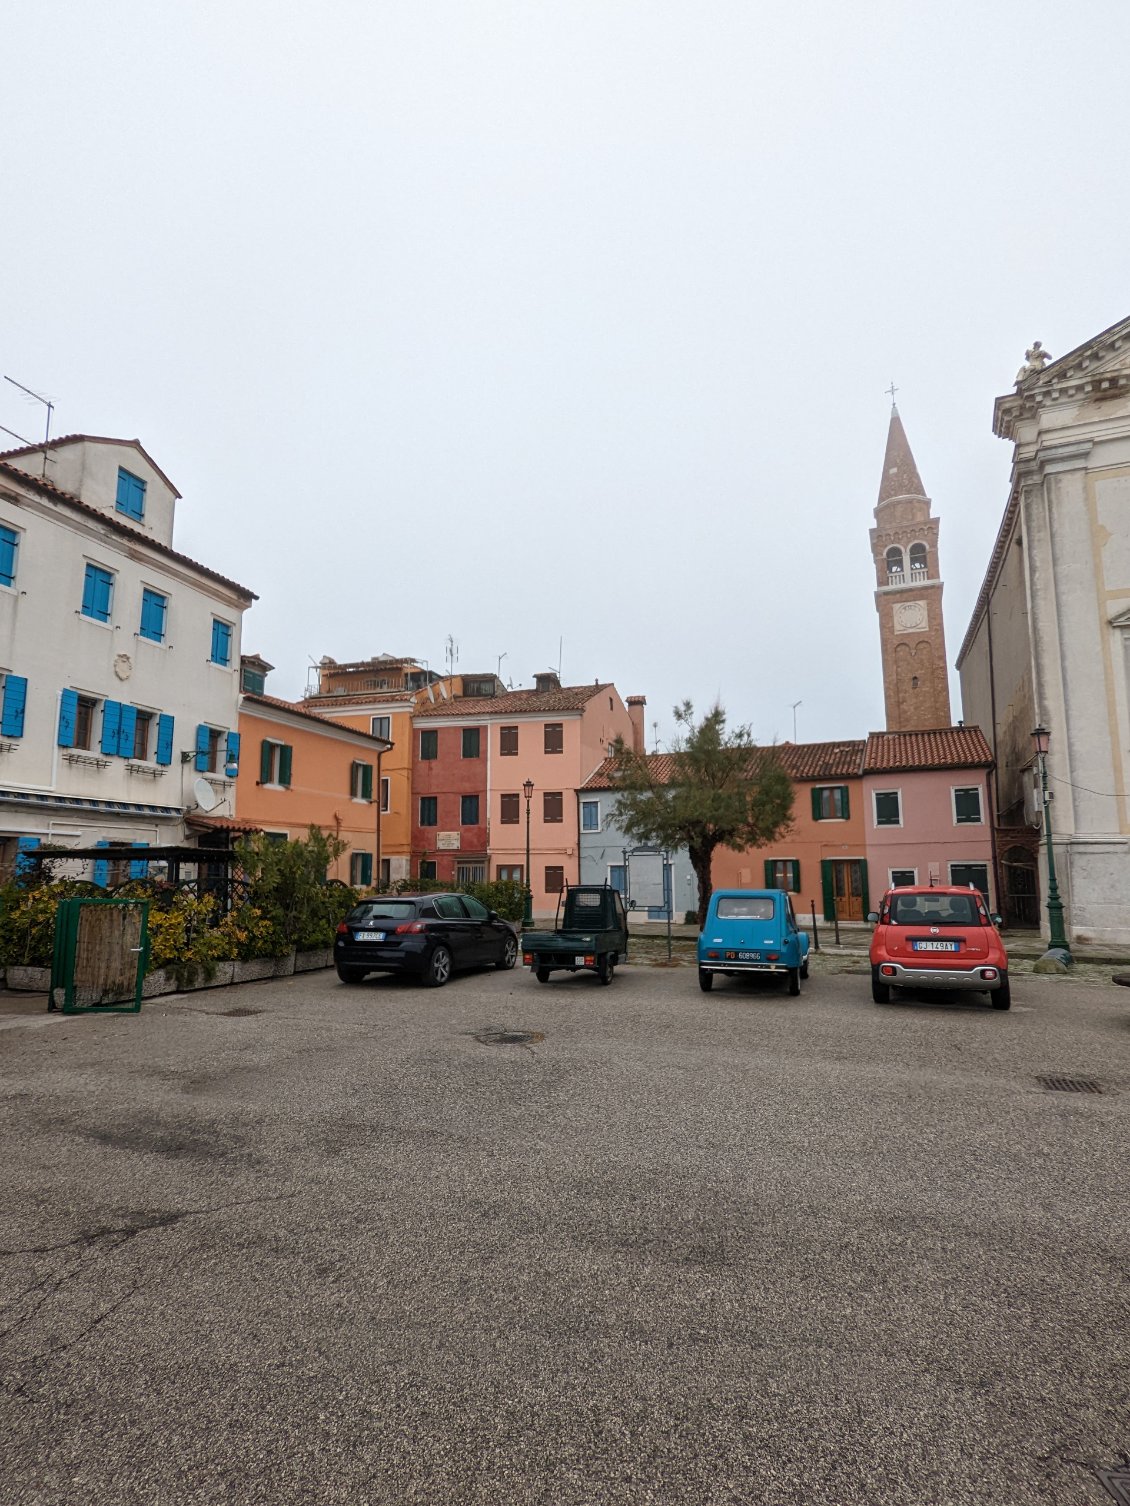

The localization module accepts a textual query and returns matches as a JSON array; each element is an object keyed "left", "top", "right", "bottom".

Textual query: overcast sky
[{"left": 4, "top": 1, "right": 1127, "bottom": 750}]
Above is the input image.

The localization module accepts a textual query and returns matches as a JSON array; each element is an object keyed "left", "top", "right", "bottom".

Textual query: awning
[{"left": 0, "top": 789, "right": 184, "bottom": 818}]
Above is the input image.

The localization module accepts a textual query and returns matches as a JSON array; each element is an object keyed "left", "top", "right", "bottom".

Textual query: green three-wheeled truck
[{"left": 521, "top": 883, "right": 629, "bottom": 984}]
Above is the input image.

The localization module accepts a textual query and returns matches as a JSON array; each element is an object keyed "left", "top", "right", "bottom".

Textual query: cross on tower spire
[{"left": 885, "top": 381, "right": 899, "bottom": 412}]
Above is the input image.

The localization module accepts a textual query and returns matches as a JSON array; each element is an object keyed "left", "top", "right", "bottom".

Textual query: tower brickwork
[{"left": 870, "top": 407, "right": 952, "bottom": 731}]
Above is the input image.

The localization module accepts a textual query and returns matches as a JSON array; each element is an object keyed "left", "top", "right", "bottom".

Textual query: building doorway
[
  {"left": 825, "top": 859, "right": 866, "bottom": 921},
  {"left": 1001, "top": 846, "right": 1039, "bottom": 928}
]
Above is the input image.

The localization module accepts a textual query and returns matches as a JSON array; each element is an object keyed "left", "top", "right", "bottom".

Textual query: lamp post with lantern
[
  {"left": 1031, "top": 724, "right": 1070, "bottom": 958},
  {"left": 522, "top": 778, "right": 534, "bottom": 927}
]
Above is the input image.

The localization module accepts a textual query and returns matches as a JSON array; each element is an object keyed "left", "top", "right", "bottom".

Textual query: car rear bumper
[
  {"left": 698, "top": 960, "right": 789, "bottom": 976},
  {"left": 877, "top": 962, "right": 1004, "bottom": 991},
  {"left": 334, "top": 940, "right": 428, "bottom": 975}
]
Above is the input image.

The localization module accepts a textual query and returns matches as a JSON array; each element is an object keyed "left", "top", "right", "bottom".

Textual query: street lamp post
[
  {"left": 522, "top": 779, "right": 534, "bottom": 927},
  {"left": 1031, "top": 724, "right": 1071, "bottom": 958}
]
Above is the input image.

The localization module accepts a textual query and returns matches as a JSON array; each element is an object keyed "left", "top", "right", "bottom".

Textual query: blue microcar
[{"left": 697, "top": 888, "right": 810, "bottom": 995}]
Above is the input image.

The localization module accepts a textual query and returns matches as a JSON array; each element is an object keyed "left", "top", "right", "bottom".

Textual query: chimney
[
  {"left": 535, "top": 670, "right": 561, "bottom": 692},
  {"left": 627, "top": 695, "right": 647, "bottom": 755}
]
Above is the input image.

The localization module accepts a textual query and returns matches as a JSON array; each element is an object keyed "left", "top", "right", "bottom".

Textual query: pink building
[{"left": 862, "top": 727, "right": 996, "bottom": 906}]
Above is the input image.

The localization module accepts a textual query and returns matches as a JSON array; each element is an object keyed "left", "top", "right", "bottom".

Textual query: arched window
[
  {"left": 885, "top": 546, "right": 904, "bottom": 582},
  {"left": 909, "top": 542, "right": 927, "bottom": 578}
]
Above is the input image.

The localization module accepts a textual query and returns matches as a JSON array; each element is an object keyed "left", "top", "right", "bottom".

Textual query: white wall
[
  {"left": 7, "top": 439, "right": 178, "bottom": 547},
  {"left": 0, "top": 461, "right": 250, "bottom": 861}
]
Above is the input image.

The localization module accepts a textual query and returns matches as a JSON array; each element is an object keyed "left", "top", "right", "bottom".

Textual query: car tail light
[
  {"left": 584, "top": 955, "right": 595, "bottom": 966},
  {"left": 767, "top": 952, "right": 779, "bottom": 962},
  {"left": 980, "top": 968, "right": 998, "bottom": 981},
  {"left": 394, "top": 921, "right": 426, "bottom": 934},
  {"left": 523, "top": 952, "right": 533, "bottom": 966},
  {"left": 336, "top": 922, "right": 349, "bottom": 935},
  {"left": 706, "top": 950, "right": 720, "bottom": 959},
  {"left": 881, "top": 965, "right": 896, "bottom": 976}
]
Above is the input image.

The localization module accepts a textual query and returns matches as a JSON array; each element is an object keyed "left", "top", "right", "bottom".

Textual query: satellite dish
[{"left": 193, "top": 777, "right": 220, "bottom": 812}]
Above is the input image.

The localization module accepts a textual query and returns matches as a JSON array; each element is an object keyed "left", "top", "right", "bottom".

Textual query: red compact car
[{"left": 868, "top": 885, "right": 1010, "bottom": 1009}]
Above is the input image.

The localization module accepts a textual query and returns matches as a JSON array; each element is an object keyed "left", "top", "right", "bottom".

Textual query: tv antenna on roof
[
  {"left": 445, "top": 634, "right": 459, "bottom": 677},
  {"left": 3, "top": 375, "right": 54, "bottom": 476}
]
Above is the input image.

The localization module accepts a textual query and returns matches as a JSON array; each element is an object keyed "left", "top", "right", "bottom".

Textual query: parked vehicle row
[{"left": 334, "top": 882, "right": 1011, "bottom": 1010}]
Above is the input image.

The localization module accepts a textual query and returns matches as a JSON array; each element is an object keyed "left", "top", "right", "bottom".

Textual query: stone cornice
[{"left": 995, "top": 320, "right": 1130, "bottom": 440}]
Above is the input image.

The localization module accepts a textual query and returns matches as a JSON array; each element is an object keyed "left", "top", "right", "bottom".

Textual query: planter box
[
  {"left": 232, "top": 957, "right": 281, "bottom": 984},
  {"left": 6, "top": 965, "right": 51, "bottom": 993},
  {"left": 142, "top": 962, "right": 236, "bottom": 997},
  {"left": 294, "top": 948, "right": 333, "bottom": 973}
]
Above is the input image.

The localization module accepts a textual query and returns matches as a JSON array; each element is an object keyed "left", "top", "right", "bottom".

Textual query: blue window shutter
[
  {"left": 156, "top": 713, "right": 174, "bottom": 766},
  {"left": 57, "top": 689, "right": 78, "bottom": 747},
  {"left": 0, "top": 526, "right": 18, "bottom": 587},
  {"left": 116, "top": 468, "right": 146, "bottom": 521},
  {"left": 225, "top": 730, "right": 241, "bottom": 772},
  {"left": 117, "top": 704, "right": 137, "bottom": 758},
  {"left": 129, "top": 842, "right": 150, "bottom": 880},
  {"left": 101, "top": 700, "right": 122, "bottom": 756},
  {"left": 15, "top": 835, "right": 40, "bottom": 880},
  {"left": 195, "top": 723, "right": 210, "bottom": 772},
  {"left": 211, "top": 619, "right": 232, "bottom": 665},
  {"left": 92, "top": 839, "right": 110, "bottom": 888},
  {"left": 1, "top": 674, "right": 27, "bottom": 738},
  {"left": 81, "top": 566, "right": 96, "bottom": 617},
  {"left": 140, "top": 590, "right": 166, "bottom": 642},
  {"left": 97, "top": 570, "right": 112, "bottom": 620}
]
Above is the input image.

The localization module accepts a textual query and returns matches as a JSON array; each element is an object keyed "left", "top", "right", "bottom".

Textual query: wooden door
[{"left": 831, "top": 860, "right": 864, "bottom": 921}]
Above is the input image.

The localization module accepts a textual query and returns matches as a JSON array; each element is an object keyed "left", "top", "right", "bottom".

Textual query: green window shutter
[
  {"left": 811, "top": 787, "right": 822, "bottom": 821},
  {"left": 350, "top": 760, "right": 359, "bottom": 794},
  {"left": 859, "top": 860, "right": 869, "bottom": 919},
  {"left": 840, "top": 786, "right": 850, "bottom": 820},
  {"left": 764, "top": 859, "right": 775, "bottom": 888},
  {"left": 260, "top": 739, "right": 273, "bottom": 784},
  {"left": 279, "top": 744, "right": 293, "bottom": 787},
  {"left": 790, "top": 860, "right": 801, "bottom": 892},
  {"left": 360, "top": 852, "right": 373, "bottom": 886},
  {"left": 361, "top": 763, "right": 373, "bottom": 800},
  {"left": 821, "top": 860, "right": 835, "bottom": 922}
]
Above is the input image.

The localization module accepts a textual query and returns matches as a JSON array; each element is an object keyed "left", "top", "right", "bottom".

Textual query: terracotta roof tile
[
  {"left": 0, "top": 433, "right": 182, "bottom": 497},
  {"left": 580, "top": 741, "right": 859, "bottom": 791},
  {"left": 0, "top": 459, "right": 255, "bottom": 600},
  {"left": 414, "top": 684, "right": 614, "bottom": 718},
  {"left": 863, "top": 726, "right": 993, "bottom": 773},
  {"left": 241, "top": 692, "right": 391, "bottom": 742}
]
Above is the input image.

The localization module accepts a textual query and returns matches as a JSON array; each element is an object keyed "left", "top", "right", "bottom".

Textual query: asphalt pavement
[{"left": 1, "top": 958, "right": 1127, "bottom": 1505}]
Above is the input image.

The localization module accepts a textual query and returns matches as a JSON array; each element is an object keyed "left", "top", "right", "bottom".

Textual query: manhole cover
[
  {"left": 221, "top": 1007, "right": 263, "bottom": 1018},
  {"left": 1037, "top": 1075, "right": 1102, "bottom": 1093},
  {"left": 473, "top": 1028, "right": 544, "bottom": 1047}
]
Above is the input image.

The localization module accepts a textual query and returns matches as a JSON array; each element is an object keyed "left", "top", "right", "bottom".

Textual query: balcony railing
[{"left": 886, "top": 567, "right": 929, "bottom": 586}]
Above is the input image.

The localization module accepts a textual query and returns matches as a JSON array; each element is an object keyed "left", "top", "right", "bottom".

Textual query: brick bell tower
[{"left": 870, "top": 401, "right": 952, "bottom": 730}]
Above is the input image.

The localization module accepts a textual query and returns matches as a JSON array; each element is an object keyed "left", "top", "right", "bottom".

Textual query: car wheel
[
  {"left": 336, "top": 966, "right": 366, "bottom": 985},
  {"left": 698, "top": 968, "right": 713, "bottom": 992},
  {"left": 536, "top": 967, "right": 551, "bottom": 984},
  {"left": 800, "top": 959, "right": 809, "bottom": 980},
  {"left": 422, "top": 946, "right": 452, "bottom": 988},
  {"left": 787, "top": 966, "right": 801, "bottom": 997},
  {"left": 597, "top": 955, "right": 613, "bottom": 985},
  {"left": 496, "top": 935, "right": 518, "bottom": 970},
  {"left": 992, "top": 971, "right": 1011, "bottom": 1010},
  {"left": 871, "top": 966, "right": 891, "bottom": 1004}
]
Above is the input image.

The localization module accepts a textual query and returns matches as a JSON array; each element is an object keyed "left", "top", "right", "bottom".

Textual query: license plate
[
  {"left": 912, "top": 940, "right": 958, "bottom": 952},
  {"left": 355, "top": 930, "right": 385, "bottom": 942},
  {"left": 726, "top": 950, "right": 761, "bottom": 961},
  {"left": 575, "top": 955, "right": 586, "bottom": 966}
]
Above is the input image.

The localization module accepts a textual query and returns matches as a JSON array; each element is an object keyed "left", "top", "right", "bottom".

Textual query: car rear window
[
  {"left": 890, "top": 893, "right": 980, "bottom": 926},
  {"left": 347, "top": 901, "right": 417, "bottom": 924},
  {"left": 716, "top": 896, "right": 775, "bottom": 920}
]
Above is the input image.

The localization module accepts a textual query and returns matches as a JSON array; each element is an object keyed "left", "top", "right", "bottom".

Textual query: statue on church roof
[{"left": 1015, "top": 340, "right": 1052, "bottom": 385}]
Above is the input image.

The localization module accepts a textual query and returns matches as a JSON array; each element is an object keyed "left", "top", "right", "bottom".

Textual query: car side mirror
[
  {"left": 488, "top": 910, "right": 499, "bottom": 923},
  {"left": 866, "top": 911, "right": 879, "bottom": 924},
  {"left": 990, "top": 913, "right": 1003, "bottom": 927}
]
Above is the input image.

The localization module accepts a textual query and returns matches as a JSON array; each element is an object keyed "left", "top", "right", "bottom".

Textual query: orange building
[
  {"left": 236, "top": 683, "right": 392, "bottom": 885},
  {"left": 301, "top": 655, "right": 445, "bottom": 885},
  {"left": 713, "top": 742, "right": 868, "bottom": 921}
]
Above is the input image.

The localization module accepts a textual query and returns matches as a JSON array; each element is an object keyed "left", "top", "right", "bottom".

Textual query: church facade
[{"left": 957, "top": 315, "right": 1130, "bottom": 944}]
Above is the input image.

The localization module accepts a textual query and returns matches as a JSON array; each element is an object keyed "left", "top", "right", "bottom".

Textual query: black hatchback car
[{"left": 334, "top": 892, "right": 519, "bottom": 987}]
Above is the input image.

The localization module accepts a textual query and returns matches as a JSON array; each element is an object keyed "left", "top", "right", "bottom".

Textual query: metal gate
[
  {"left": 50, "top": 898, "right": 149, "bottom": 1013},
  {"left": 1001, "top": 847, "right": 1039, "bottom": 929}
]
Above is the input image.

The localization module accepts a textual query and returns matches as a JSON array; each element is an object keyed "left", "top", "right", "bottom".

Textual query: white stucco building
[
  {"left": 0, "top": 435, "right": 256, "bottom": 878},
  {"left": 957, "top": 317, "right": 1130, "bottom": 943}
]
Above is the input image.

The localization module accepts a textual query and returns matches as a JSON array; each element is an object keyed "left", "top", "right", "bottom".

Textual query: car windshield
[
  {"left": 889, "top": 893, "right": 980, "bottom": 926},
  {"left": 347, "top": 901, "right": 417, "bottom": 924},
  {"left": 716, "top": 896, "right": 776, "bottom": 921}
]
